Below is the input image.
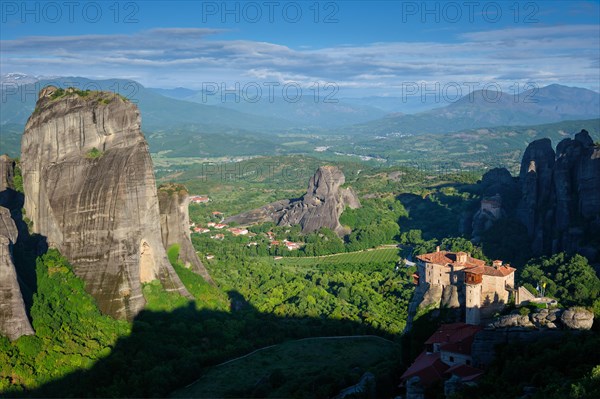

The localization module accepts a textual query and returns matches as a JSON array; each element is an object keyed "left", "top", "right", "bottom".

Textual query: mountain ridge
[{"left": 344, "top": 84, "right": 600, "bottom": 136}]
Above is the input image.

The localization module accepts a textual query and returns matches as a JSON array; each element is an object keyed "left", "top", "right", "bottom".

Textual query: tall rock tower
[{"left": 20, "top": 87, "right": 190, "bottom": 319}]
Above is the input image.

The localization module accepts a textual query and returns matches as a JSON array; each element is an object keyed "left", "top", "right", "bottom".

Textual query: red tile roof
[
  {"left": 424, "top": 323, "right": 482, "bottom": 345},
  {"left": 401, "top": 323, "right": 484, "bottom": 387},
  {"left": 465, "top": 264, "right": 515, "bottom": 277},
  {"left": 444, "top": 364, "right": 484, "bottom": 382},
  {"left": 417, "top": 250, "right": 515, "bottom": 277},
  {"left": 400, "top": 352, "right": 449, "bottom": 386},
  {"left": 440, "top": 334, "right": 477, "bottom": 355},
  {"left": 416, "top": 251, "right": 486, "bottom": 268}
]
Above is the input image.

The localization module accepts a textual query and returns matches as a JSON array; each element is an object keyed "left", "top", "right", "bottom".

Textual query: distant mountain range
[
  {"left": 344, "top": 84, "right": 600, "bottom": 136},
  {"left": 148, "top": 87, "right": 389, "bottom": 128},
  {"left": 1, "top": 75, "right": 598, "bottom": 160},
  {"left": 0, "top": 76, "right": 293, "bottom": 133}
]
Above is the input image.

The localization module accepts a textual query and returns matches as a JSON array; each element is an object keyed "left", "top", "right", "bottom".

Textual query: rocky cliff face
[
  {"left": 158, "top": 184, "right": 213, "bottom": 283},
  {"left": 20, "top": 87, "right": 189, "bottom": 319},
  {"left": 517, "top": 130, "right": 600, "bottom": 258},
  {"left": 0, "top": 155, "right": 15, "bottom": 193},
  {"left": 0, "top": 206, "right": 34, "bottom": 340},
  {"left": 225, "top": 166, "right": 361, "bottom": 236},
  {"left": 471, "top": 168, "right": 519, "bottom": 242},
  {"left": 0, "top": 155, "right": 18, "bottom": 208},
  {"left": 516, "top": 138, "right": 557, "bottom": 254},
  {"left": 471, "top": 130, "right": 600, "bottom": 261},
  {"left": 276, "top": 166, "right": 361, "bottom": 235}
]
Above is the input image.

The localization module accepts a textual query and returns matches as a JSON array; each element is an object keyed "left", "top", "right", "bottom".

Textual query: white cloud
[{"left": 1, "top": 25, "right": 598, "bottom": 94}]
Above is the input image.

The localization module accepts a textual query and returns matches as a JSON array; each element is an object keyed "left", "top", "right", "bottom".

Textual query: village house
[
  {"left": 211, "top": 234, "right": 225, "bottom": 240},
  {"left": 283, "top": 240, "right": 302, "bottom": 250},
  {"left": 190, "top": 195, "right": 210, "bottom": 204},
  {"left": 193, "top": 227, "right": 210, "bottom": 234},
  {"left": 228, "top": 227, "right": 249, "bottom": 236},
  {"left": 416, "top": 248, "right": 516, "bottom": 325},
  {"left": 207, "top": 222, "right": 216, "bottom": 227},
  {"left": 400, "top": 323, "right": 484, "bottom": 395},
  {"left": 214, "top": 223, "right": 228, "bottom": 229}
]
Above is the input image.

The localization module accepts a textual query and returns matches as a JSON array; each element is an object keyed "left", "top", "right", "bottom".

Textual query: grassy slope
[{"left": 171, "top": 336, "right": 399, "bottom": 399}]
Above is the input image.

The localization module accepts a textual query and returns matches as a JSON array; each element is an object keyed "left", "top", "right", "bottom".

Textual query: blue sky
[{"left": 1, "top": 1, "right": 599, "bottom": 96}]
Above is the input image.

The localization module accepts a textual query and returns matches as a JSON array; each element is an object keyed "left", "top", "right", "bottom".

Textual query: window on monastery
[{"left": 449, "top": 356, "right": 455, "bottom": 363}]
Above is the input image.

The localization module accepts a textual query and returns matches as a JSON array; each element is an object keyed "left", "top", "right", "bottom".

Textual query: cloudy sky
[{"left": 1, "top": 1, "right": 599, "bottom": 96}]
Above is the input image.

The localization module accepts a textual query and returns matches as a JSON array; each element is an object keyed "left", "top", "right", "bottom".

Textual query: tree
[{"left": 519, "top": 253, "right": 600, "bottom": 308}]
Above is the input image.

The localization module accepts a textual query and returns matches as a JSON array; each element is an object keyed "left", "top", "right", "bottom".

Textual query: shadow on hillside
[
  {"left": 10, "top": 290, "right": 421, "bottom": 399},
  {"left": 397, "top": 192, "right": 472, "bottom": 240}
]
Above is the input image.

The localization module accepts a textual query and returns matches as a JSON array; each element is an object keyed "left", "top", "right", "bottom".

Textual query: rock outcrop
[
  {"left": 471, "top": 168, "right": 519, "bottom": 242},
  {"left": 332, "top": 372, "right": 376, "bottom": 399},
  {"left": 487, "top": 307, "right": 593, "bottom": 331},
  {"left": 471, "top": 329, "right": 568, "bottom": 369},
  {"left": 0, "top": 206, "right": 34, "bottom": 340},
  {"left": 517, "top": 131, "right": 600, "bottom": 258},
  {"left": 470, "top": 130, "right": 600, "bottom": 261},
  {"left": 488, "top": 313, "right": 535, "bottom": 329},
  {"left": 158, "top": 184, "right": 212, "bottom": 283},
  {"left": 560, "top": 307, "right": 594, "bottom": 330},
  {"left": 276, "top": 166, "right": 361, "bottom": 235},
  {"left": 0, "top": 155, "right": 19, "bottom": 208},
  {"left": 20, "top": 87, "right": 189, "bottom": 319},
  {"left": 226, "top": 166, "right": 361, "bottom": 236},
  {"left": 0, "top": 155, "right": 15, "bottom": 193}
]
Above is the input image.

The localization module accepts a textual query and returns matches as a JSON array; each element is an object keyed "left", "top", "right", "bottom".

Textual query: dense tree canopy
[{"left": 519, "top": 252, "right": 600, "bottom": 313}]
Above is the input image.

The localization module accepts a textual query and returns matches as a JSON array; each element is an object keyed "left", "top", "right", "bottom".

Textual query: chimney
[
  {"left": 493, "top": 260, "right": 502, "bottom": 269},
  {"left": 436, "top": 246, "right": 440, "bottom": 252}
]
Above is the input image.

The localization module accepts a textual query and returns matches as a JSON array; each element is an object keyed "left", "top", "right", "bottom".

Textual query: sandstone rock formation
[
  {"left": 560, "top": 307, "right": 594, "bottom": 330},
  {"left": 158, "top": 183, "right": 212, "bottom": 283},
  {"left": 0, "top": 155, "right": 19, "bottom": 209},
  {"left": 0, "top": 206, "right": 34, "bottom": 340},
  {"left": 487, "top": 306, "right": 593, "bottom": 331},
  {"left": 471, "top": 130, "right": 600, "bottom": 261},
  {"left": 226, "top": 166, "right": 361, "bottom": 236},
  {"left": 471, "top": 168, "right": 519, "bottom": 242},
  {"left": 418, "top": 284, "right": 443, "bottom": 310},
  {"left": 0, "top": 155, "right": 15, "bottom": 193},
  {"left": 277, "top": 166, "right": 361, "bottom": 235},
  {"left": 517, "top": 131, "right": 600, "bottom": 258},
  {"left": 20, "top": 87, "right": 189, "bottom": 319},
  {"left": 489, "top": 313, "right": 535, "bottom": 329}
]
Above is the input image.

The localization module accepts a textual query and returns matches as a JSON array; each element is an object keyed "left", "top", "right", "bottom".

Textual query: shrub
[{"left": 86, "top": 147, "right": 103, "bottom": 159}]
